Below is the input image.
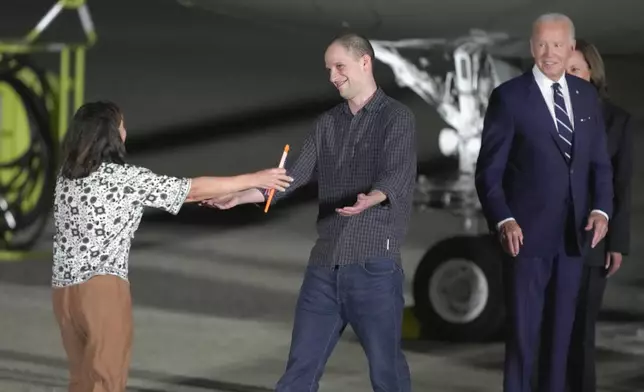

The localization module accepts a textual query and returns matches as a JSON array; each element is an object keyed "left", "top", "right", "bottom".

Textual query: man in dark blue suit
[{"left": 475, "top": 13, "right": 613, "bottom": 392}]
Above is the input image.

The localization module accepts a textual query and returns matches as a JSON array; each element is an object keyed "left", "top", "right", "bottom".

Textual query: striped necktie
[{"left": 552, "top": 82, "right": 574, "bottom": 162}]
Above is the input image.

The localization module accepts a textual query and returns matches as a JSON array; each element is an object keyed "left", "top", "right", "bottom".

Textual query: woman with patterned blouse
[{"left": 52, "top": 101, "right": 292, "bottom": 392}]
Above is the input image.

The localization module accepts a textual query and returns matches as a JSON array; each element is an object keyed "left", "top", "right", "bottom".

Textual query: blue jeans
[{"left": 275, "top": 258, "right": 411, "bottom": 392}]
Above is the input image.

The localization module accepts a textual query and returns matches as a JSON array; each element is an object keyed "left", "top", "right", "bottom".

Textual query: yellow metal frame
[
  {"left": 0, "top": 0, "right": 97, "bottom": 144},
  {"left": 0, "top": 0, "right": 97, "bottom": 261}
]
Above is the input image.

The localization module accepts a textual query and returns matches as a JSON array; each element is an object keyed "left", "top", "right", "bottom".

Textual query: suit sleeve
[
  {"left": 372, "top": 107, "right": 417, "bottom": 209},
  {"left": 606, "top": 114, "right": 634, "bottom": 254},
  {"left": 475, "top": 87, "right": 514, "bottom": 231},
  {"left": 589, "top": 97, "right": 614, "bottom": 218}
]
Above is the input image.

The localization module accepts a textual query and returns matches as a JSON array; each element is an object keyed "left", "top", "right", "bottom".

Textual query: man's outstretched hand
[{"left": 336, "top": 191, "right": 387, "bottom": 216}]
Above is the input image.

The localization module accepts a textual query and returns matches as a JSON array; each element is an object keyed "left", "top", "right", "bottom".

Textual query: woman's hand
[
  {"left": 200, "top": 193, "right": 240, "bottom": 210},
  {"left": 252, "top": 168, "right": 293, "bottom": 192}
]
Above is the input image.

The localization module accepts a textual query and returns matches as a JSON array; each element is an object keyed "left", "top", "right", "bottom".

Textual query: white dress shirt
[
  {"left": 496, "top": 65, "right": 607, "bottom": 229},
  {"left": 531, "top": 64, "right": 575, "bottom": 130}
]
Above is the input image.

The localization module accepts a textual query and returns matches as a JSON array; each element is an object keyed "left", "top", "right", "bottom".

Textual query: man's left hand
[
  {"left": 336, "top": 192, "right": 385, "bottom": 216},
  {"left": 585, "top": 211, "right": 608, "bottom": 248}
]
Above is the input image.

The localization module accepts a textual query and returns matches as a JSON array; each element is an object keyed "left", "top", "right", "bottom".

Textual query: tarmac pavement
[{"left": 1, "top": 121, "right": 643, "bottom": 391}]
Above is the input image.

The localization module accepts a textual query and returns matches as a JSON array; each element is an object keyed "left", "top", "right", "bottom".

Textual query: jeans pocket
[{"left": 361, "top": 257, "right": 398, "bottom": 276}]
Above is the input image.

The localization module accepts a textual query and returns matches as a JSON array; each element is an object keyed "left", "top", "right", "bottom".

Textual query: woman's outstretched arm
[{"left": 184, "top": 168, "right": 292, "bottom": 203}]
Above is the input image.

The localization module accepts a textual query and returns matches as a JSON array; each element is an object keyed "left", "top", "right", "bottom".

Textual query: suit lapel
[
  {"left": 524, "top": 72, "right": 568, "bottom": 162},
  {"left": 566, "top": 75, "right": 582, "bottom": 164}
]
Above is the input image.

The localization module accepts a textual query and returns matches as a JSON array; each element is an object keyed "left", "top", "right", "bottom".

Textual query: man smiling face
[
  {"left": 324, "top": 41, "right": 372, "bottom": 100},
  {"left": 530, "top": 16, "right": 576, "bottom": 81}
]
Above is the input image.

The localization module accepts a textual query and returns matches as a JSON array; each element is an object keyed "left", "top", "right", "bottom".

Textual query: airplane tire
[{"left": 412, "top": 234, "right": 506, "bottom": 342}]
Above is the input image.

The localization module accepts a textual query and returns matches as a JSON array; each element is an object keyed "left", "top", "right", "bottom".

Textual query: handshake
[
  {"left": 198, "top": 166, "right": 388, "bottom": 217},
  {"left": 199, "top": 167, "right": 293, "bottom": 210}
]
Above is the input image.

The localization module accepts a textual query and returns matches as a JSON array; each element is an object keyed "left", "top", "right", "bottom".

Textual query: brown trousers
[{"left": 52, "top": 275, "right": 133, "bottom": 392}]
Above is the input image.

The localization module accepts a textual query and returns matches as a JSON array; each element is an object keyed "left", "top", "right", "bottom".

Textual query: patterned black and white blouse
[{"left": 52, "top": 162, "right": 191, "bottom": 288}]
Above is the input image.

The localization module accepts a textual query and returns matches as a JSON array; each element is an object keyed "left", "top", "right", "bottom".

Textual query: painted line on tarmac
[{"left": 596, "top": 322, "right": 644, "bottom": 356}]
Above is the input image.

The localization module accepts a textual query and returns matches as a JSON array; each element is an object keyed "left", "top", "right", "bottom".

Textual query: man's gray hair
[{"left": 532, "top": 13, "right": 576, "bottom": 41}]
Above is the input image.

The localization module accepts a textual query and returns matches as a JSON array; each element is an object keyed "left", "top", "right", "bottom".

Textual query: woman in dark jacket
[{"left": 565, "top": 39, "right": 634, "bottom": 392}]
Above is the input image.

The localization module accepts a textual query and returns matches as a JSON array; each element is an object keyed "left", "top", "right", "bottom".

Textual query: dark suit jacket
[
  {"left": 586, "top": 99, "right": 634, "bottom": 266},
  {"left": 475, "top": 71, "right": 613, "bottom": 258}
]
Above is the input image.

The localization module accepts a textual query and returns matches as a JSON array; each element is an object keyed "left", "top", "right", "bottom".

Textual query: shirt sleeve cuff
[
  {"left": 591, "top": 209, "right": 609, "bottom": 221},
  {"left": 497, "top": 217, "right": 515, "bottom": 230},
  {"left": 372, "top": 184, "right": 396, "bottom": 207},
  {"left": 169, "top": 178, "right": 192, "bottom": 215}
]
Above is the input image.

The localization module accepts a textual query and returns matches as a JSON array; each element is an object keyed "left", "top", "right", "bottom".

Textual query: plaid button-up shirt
[{"left": 271, "top": 87, "right": 417, "bottom": 266}]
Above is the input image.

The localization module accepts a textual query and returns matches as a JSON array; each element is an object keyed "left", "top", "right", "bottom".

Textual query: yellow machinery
[{"left": 0, "top": 0, "right": 96, "bottom": 258}]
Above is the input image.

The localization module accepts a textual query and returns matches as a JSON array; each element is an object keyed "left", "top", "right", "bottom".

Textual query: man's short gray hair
[{"left": 532, "top": 13, "right": 576, "bottom": 41}]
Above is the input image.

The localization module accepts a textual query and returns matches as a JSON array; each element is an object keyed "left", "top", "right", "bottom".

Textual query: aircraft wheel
[
  {"left": 412, "top": 235, "right": 506, "bottom": 342},
  {"left": 0, "top": 57, "right": 55, "bottom": 250}
]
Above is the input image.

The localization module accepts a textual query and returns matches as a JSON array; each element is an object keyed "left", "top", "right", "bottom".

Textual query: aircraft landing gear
[
  {"left": 371, "top": 33, "right": 521, "bottom": 343},
  {"left": 0, "top": 0, "right": 96, "bottom": 256},
  {"left": 412, "top": 234, "right": 505, "bottom": 342},
  {"left": 410, "top": 174, "right": 506, "bottom": 341},
  {"left": 0, "top": 56, "right": 56, "bottom": 250}
]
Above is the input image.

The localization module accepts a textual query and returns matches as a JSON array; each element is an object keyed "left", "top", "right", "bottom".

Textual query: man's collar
[
  {"left": 532, "top": 64, "right": 567, "bottom": 90},
  {"left": 342, "top": 87, "right": 386, "bottom": 114}
]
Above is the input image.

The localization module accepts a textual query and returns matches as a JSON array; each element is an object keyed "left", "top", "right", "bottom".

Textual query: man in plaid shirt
[{"left": 203, "top": 33, "right": 417, "bottom": 391}]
